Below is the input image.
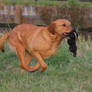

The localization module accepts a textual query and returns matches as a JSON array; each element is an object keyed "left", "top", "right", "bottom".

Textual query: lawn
[{"left": 0, "top": 35, "right": 92, "bottom": 92}]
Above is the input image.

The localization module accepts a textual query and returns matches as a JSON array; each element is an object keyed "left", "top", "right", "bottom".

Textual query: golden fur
[{"left": 0, "top": 19, "right": 72, "bottom": 72}]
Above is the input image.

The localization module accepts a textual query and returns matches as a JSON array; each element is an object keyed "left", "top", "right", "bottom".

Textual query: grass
[
  {"left": 0, "top": 0, "right": 92, "bottom": 7},
  {"left": 0, "top": 34, "right": 92, "bottom": 92}
]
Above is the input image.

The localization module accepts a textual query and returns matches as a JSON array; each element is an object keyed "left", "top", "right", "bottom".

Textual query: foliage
[
  {"left": 0, "top": 0, "right": 92, "bottom": 7},
  {"left": 68, "top": 0, "right": 81, "bottom": 6}
]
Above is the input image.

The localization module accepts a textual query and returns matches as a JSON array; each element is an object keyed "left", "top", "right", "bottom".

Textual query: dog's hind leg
[
  {"left": 22, "top": 51, "right": 41, "bottom": 73},
  {"left": 21, "top": 51, "right": 33, "bottom": 73},
  {"left": 16, "top": 44, "right": 36, "bottom": 72},
  {"left": 30, "top": 62, "right": 40, "bottom": 72}
]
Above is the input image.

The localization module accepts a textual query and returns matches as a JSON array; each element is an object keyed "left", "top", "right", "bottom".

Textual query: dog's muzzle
[{"left": 64, "top": 28, "right": 78, "bottom": 39}]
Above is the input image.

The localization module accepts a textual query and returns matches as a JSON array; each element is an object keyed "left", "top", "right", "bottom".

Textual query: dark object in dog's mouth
[{"left": 66, "top": 29, "right": 78, "bottom": 57}]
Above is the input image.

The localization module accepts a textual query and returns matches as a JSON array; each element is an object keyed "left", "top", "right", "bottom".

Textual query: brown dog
[{"left": 0, "top": 19, "right": 72, "bottom": 72}]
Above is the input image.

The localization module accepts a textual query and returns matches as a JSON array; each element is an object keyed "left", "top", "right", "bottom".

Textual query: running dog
[{"left": 0, "top": 19, "right": 76, "bottom": 72}]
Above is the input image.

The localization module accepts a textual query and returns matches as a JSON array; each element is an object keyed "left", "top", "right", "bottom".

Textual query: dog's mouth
[
  {"left": 63, "top": 32, "right": 71, "bottom": 37},
  {"left": 64, "top": 28, "right": 78, "bottom": 39}
]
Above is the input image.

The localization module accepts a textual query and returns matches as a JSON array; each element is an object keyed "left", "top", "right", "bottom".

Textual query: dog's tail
[{"left": 0, "top": 32, "right": 10, "bottom": 52}]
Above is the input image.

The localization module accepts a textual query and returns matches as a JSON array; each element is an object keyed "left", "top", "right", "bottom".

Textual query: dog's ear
[{"left": 48, "top": 23, "right": 56, "bottom": 35}]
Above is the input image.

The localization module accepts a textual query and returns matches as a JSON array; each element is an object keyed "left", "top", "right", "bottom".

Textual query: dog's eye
[{"left": 62, "top": 24, "right": 66, "bottom": 27}]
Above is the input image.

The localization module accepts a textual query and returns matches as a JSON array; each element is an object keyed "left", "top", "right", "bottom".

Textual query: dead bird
[{"left": 67, "top": 28, "right": 78, "bottom": 57}]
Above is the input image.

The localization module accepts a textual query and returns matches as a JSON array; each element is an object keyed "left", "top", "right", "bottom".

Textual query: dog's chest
[{"left": 40, "top": 43, "right": 58, "bottom": 59}]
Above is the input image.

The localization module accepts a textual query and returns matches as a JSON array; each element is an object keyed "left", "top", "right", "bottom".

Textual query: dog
[
  {"left": 67, "top": 28, "right": 78, "bottom": 57},
  {"left": 0, "top": 19, "right": 74, "bottom": 72}
]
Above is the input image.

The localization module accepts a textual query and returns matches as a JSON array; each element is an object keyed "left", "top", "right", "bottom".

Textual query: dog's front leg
[{"left": 32, "top": 51, "right": 47, "bottom": 72}]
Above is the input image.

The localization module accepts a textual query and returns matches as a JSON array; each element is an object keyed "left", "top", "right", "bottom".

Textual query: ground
[{"left": 0, "top": 36, "right": 92, "bottom": 92}]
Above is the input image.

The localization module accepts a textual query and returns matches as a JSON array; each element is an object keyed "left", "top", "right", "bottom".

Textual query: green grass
[
  {"left": 0, "top": 34, "right": 92, "bottom": 92},
  {"left": 0, "top": 0, "right": 92, "bottom": 7}
]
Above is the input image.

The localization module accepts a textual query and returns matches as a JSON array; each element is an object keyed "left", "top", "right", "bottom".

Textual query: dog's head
[
  {"left": 48, "top": 19, "right": 78, "bottom": 57},
  {"left": 48, "top": 19, "right": 72, "bottom": 37}
]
